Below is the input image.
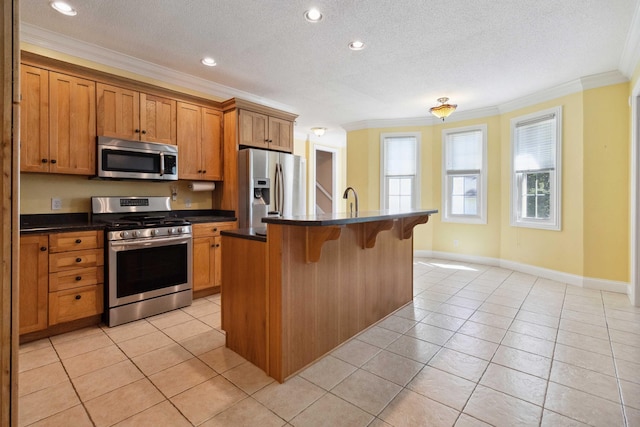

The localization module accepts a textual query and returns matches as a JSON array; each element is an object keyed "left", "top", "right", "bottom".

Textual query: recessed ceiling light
[
  {"left": 201, "top": 57, "right": 217, "bottom": 67},
  {"left": 348, "top": 40, "right": 365, "bottom": 51},
  {"left": 304, "top": 8, "right": 323, "bottom": 22},
  {"left": 50, "top": 1, "right": 77, "bottom": 16}
]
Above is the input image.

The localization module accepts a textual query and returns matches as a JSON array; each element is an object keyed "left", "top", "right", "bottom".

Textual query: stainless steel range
[{"left": 92, "top": 196, "right": 192, "bottom": 327}]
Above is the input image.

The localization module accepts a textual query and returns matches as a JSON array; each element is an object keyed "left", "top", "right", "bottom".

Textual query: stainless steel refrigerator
[{"left": 238, "top": 148, "right": 306, "bottom": 230}]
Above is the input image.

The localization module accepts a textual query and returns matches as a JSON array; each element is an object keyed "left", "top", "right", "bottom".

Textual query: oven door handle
[{"left": 110, "top": 236, "right": 191, "bottom": 248}]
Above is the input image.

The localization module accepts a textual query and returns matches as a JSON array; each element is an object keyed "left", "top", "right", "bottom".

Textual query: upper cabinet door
[
  {"left": 97, "top": 83, "right": 140, "bottom": 141},
  {"left": 239, "top": 110, "right": 269, "bottom": 149},
  {"left": 20, "top": 65, "right": 50, "bottom": 173},
  {"left": 49, "top": 72, "right": 96, "bottom": 175},
  {"left": 201, "top": 108, "right": 223, "bottom": 180},
  {"left": 268, "top": 116, "right": 293, "bottom": 152},
  {"left": 177, "top": 101, "right": 202, "bottom": 180},
  {"left": 140, "top": 93, "right": 177, "bottom": 145}
]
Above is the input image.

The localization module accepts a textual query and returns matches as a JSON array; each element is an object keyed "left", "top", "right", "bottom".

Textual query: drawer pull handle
[
  {"left": 213, "top": 228, "right": 218, "bottom": 232},
  {"left": 76, "top": 257, "right": 82, "bottom": 262},
  {"left": 40, "top": 246, "right": 47, "bottom": 251},
  {"left": 75, "top": 239, "right": 82, "bottom": 244},
  {"left": 75, "top": 295, "right": 81, "bottom": 300},
  {"left": 75, "top": 276, "right": 82, "bottom": 281}
]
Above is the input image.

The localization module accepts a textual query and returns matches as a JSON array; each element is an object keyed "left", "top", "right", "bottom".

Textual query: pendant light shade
[{"left": 429, "top": 97, "right": 457, "bottom": 121}]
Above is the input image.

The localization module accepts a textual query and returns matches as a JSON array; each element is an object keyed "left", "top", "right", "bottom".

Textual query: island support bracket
[
  {"left": 305, "top": 226, "right": 341, "bottom": 263},
  {"left": 399, "top": 215, "right": 430, "bottom": 240}
]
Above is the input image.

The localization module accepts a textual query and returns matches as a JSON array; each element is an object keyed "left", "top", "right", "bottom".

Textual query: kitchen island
[{"left": 221, "top": 209, "right": 437, "bottom": 382}]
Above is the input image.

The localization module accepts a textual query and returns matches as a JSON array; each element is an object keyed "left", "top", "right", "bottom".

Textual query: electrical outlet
[
  {"left": 453, "top": 239, "right": 459, "bottom": 247},
  {"left": 51, "top": 198, "right": 62, "bottom": 210},
  {"left": 185, "top": 199, "right": 192, "bottom": 208}
]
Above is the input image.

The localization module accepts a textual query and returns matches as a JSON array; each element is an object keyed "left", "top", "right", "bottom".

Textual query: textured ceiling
[{"left": 19, "top": 0, "right": 640, "bottom": 141}]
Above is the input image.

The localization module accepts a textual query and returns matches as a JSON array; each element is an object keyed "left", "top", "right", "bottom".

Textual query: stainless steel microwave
[{"left": 97, "top": 137, "right": 178, "bottom": 181}]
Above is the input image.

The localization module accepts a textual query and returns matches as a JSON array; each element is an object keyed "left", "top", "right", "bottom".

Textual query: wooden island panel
[
  {"left": 268, "top": 221, "right": 414, "bottom": 382},
  {"left": 222, "top": 209, "right": 436, "bottom": 383}
]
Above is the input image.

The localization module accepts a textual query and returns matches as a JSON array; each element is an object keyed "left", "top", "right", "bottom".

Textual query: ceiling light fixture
[
  {"left": 348, "top": 41, "right": 365, "bottom": 51},
  {"left": 311, "top": 127, "right": 326, "bottom": 137},
  {"left": 50, "top": 1, "right": 77, "bottom": 16},
  {"left": 201, "top": 57, "right": 217, "bottom": 67},
  {"left": 304, "top": 8, "right": 323, "bottom": 22},
  {"left": 429, "top": 97, "right": 457, "bottom": 121}
]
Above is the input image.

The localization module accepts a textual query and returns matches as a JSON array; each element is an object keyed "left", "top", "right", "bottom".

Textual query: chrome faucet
[{"left": 343, "top": 187, "right": 359, "bottom": 215}]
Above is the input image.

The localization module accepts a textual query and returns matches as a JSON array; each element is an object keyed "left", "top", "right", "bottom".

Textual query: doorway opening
[{"left": 314, "top": 146, "right": 337, "bottom": 214}]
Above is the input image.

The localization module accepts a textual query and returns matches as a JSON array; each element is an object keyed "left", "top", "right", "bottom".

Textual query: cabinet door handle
[
  {"left": 216, "top": 244, "right": 220, "bottom": 248},
  {"left": 75, "top": 276, "right": 82, "bottom": 281},
  {"left": 50, "top": 159, "right": 57, "bottom": 164},
  {"left": 41, "top": 158, "right": 48, "bottom": 163},
  {"left": 75, "top": 239, "right": 82, "bottom": 244},
  {"left": 40, "top": 246, "right": 47, "bottom": 251},
  {"left": 75, "top": 257, "right": 82, "bottom": 262},
  {"left": 202, "top": 170, "right": 206, "bottom": 174},
  {"left": 141, "top": 130, "right": 147, "bottom": 135},
  {"left": 197, "top": 170, "right": 202, "bottom": 174},
  {"left": 134, "top": 129, "right": 140, "bottom": 133},
  {"left": 213, "top": 228, "right": 218, "bottom": 232},
  {"left": 211, "top": 244, "right": 216, "bottom": 248},
  {"left": 75, "top": 295, "right": 81, "bottom": 300}
]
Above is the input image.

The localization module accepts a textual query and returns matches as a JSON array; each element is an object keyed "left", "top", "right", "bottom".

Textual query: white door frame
[
  {"left": 312, "top": 145, "right": 338, "bottom": 214},
  {"left": 631, "top": 78, "right": 640, "bottom": 306}
]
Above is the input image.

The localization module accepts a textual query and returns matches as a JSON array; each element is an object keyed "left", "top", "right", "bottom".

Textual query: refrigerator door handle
[
  {"left": 278, "top": 163, "right": 285, "bottom": 216},
  {"left": 274, "top": 162, "right": 281, "bottom": 215}
]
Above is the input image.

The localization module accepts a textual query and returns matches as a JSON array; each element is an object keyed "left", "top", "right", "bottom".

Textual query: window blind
[
  {"left": 514, "top": 115, "right": 556, "bottom": 172},
  {"left": 384, "top": 137, "right": 416, "bottom": 175},
  {"left": 446, "top": 130, "right": 482, "bottom": 171}
]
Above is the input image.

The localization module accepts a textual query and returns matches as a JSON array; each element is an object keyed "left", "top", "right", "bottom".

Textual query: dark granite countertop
[
  {"left": 20, "top": 210, "right": 236, "bottom": 234},
  {"left": 221, "top": 227, "right": 267, "bottom": 242},
  {"left": 261, "top": 209, "right": 438, "bottom": 226}
]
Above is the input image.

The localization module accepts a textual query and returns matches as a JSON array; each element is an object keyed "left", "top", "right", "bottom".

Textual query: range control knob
[
  {"left": 150, "top": 229, "right": 159, "bottom": 236},
  {"left": 120, "top": 231, "right": 130, "bottom": 239},
  {"left": 176, "top": 227, "right": 183, "bottom": 234},
  {"left": 168, "top": 228, "right": 176, "bottom": 235},
  {"left": 132, "top": 230, "right": 141, "bottom": 238}
]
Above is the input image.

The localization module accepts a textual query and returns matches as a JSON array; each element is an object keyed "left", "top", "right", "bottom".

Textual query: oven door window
[
  {"left": 116, "top": 242, "right": 188, "bottom": 298},
  {"left": 103, "top": 149, "right": 160, "bottom": 174}
]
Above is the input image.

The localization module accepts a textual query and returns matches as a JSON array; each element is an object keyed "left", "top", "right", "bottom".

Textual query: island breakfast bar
[{"left": 221, "top": 209, "right": 437, "bottom": 382}]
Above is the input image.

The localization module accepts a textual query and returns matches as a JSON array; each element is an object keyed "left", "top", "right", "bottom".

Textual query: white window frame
[
  {"left": 380, "top": 132, "right": 421, "bottom": 211},
  {"left": 510, "top": 106, "right": 562, "bottom": 230},
  {"left": 442, "top": 125, "right": 488, "bottom": 224}
]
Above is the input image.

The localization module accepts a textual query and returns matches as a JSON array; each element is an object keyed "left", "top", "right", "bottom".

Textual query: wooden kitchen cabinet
[
  {"left": 177, "top": 102, "right": 223, "bottom": 181},
  {"left": 192, "top": 221, "right": 236, "bottom": 296},
  {"left": 48, "top": 230, "right": 104, "bottom": 326},
  {"left": 97, "top": 83, "right": 177, "bottom": 144},
  {"left": 20, "top": 65, "right": 96, "bottom": 175},
  {"left": 239, "top": 109, "right": 293, "bottom": 152},
  {"left": 19, "top": 235, "right": 49, "bottom": 335}
]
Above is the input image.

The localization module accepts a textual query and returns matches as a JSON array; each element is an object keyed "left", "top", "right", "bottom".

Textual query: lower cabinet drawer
[
  {"left": 49, "top": 284, "right": 103, "bottom": 325},
  {"left": 49, "top": 266, "right": 103, "bottom": 292}
]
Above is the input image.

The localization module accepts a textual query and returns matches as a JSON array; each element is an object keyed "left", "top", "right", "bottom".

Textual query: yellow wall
[
  {"left": 20, "top": 174, "right": 215, "bottom": 214},
  {"left": 499, "top": 93, "right": 584, "bottom": 275},
  {"left": 583, "top": 83, "right": 630, "bottom": 281},
  {"left": 346, "top": 84, "right": 632, "bottom": 283}
]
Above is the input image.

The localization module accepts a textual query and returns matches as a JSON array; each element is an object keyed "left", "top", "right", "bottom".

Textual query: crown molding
[
  {"left": 19, "top": 23, "right": 296, "bottom": 114},
  {"left": 580, "top": 70, "right": 629, "bottom": 90},
  {"left": 620, "top": 1, "right": 640, "bottom": 78}
]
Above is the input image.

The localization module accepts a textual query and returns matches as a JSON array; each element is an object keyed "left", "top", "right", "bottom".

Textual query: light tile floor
[{"left": 19, "top": 258, "right": 640, "bottom": 426}]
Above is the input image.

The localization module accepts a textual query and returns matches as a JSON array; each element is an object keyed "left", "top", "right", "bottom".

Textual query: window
[
  {"left": 510, "top": 106, "right": 562, "bottom": 230},
  {"left": 442, "top": 125, "right": 487, "bottom": 224},
  {"left": 380, "top": 133, "right": 420, "bottom": 211}
]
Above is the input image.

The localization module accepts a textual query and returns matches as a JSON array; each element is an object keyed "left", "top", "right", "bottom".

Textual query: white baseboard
[{"left": 414, "top": 250, "right": 630, "bottom": 295}]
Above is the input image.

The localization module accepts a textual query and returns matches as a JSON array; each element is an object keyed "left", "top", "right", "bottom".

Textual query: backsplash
[{"left": 20, "top": 173, "right": 216, "bottom": 213}]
